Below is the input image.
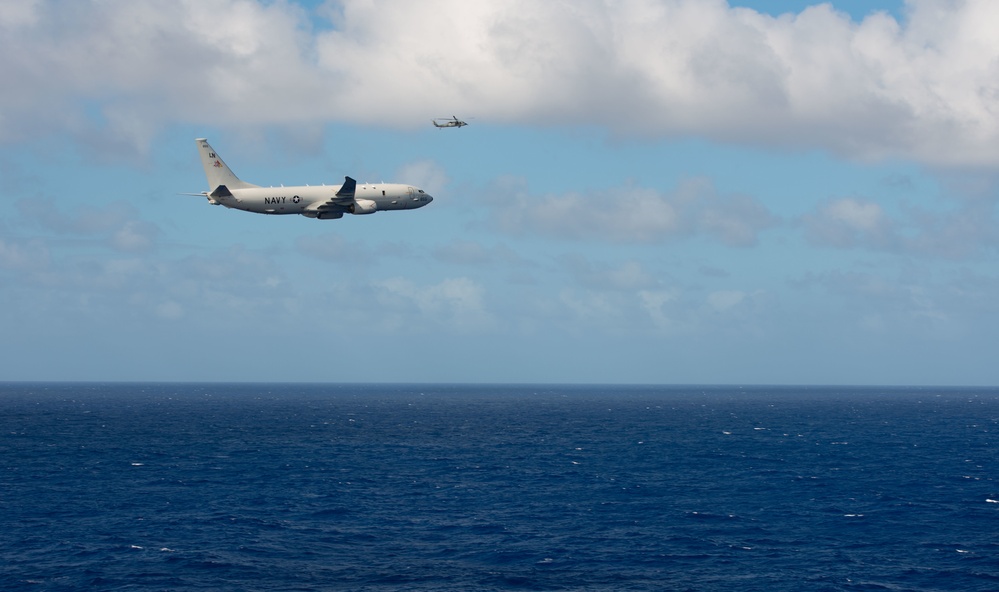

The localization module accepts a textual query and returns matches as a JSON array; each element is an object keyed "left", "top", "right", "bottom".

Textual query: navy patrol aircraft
[
  {"left": 432, "top": 116, "right": 468, "bottom": 128},
  {"left": 190, "top": 138, "right": 433, "bottom": 219}
]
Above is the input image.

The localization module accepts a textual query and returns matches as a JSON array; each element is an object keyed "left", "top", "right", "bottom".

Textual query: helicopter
[{"left": 432, "top": 116, "right": 469, "bottom": 128}]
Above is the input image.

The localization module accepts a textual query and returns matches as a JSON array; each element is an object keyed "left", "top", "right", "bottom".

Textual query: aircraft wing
[
  {"left": 312, "top": 176, "right": 357, "bottom": 214},
  {"left": 327, "top": 176, "right": 356, "bottom": 204}
]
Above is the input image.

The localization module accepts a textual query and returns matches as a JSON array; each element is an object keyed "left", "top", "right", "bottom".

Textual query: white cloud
[
  {"left": 827, "top": 198, "right": 885, "bottom": 231},
  {"left": 802, "top": 195, "right": 999, "bottom": 258},
  {"left": 1, "top": 0, "right": 998, "bottom": 166},
  {"left": 155, "top": 300, "right": 184, "bottom": 320},
  {"left": 803, "top": 197, "right": 893, "bottom": 249},
  {"left": 557, "top": 289, "right": 623, "bottom": 330},
  {"left": 0, "top": 239, "right": 296, "bottom": 333},
  {"left": 903, "top": 198, "right": 999, "bottom": 259},
  {"left": 432, "top": 240, "right": 532, "bottom": 269},
  {"left": 707, "top": 290, "right": 745, "bottom": 312},
  {"left": 638, "top": 289, "right": 677, "bottom": 331},
  {"left": 486, "top": 176, "right": 777, "bottom": 245},
  {"left": 561, "top": 256, "right": 661, "bottom": 291},
  {"left": 112, "top": 220, "right": 160, "bottom": 252},
  {"left": 373, "top": 276, "right": 496, "bottom": 332},
  {"left": 14, "top": 199, "right": 162, "bottom": 252},
  {"left": 0, "top": 238, "right": 49, "bottom": 270},
  {"left": 791, "top": 269, "right": 978, "bottom": 337},
  {"left": 296, "top": 232, "right": 376, "bottom": 264},
  {"left": 0, "top": 0, "right": 321, "bottom": 148},
  {"left": 0, "top": 0, "right": 42, "bottom": 27}
]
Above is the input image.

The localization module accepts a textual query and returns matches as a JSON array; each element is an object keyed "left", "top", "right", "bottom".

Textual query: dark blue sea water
[{"left": 2, "top": 383, "right": 999, "bottom": 591}]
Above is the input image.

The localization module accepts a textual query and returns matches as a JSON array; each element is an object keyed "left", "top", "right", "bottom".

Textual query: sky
[{"left": 1, "top": 0, "right": 998, "bottom": 385}]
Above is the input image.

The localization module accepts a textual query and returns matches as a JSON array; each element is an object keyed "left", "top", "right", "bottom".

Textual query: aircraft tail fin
[{"left": 195, "top": 138, "right": 259, "bottom": 191}]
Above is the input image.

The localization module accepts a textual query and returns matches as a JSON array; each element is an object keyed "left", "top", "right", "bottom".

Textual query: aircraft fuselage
[{"left": 213, "top": 183, "right": 432, "bottom": 217}]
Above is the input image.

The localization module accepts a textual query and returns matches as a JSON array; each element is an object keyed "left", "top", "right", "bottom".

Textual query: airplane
[
  {"left": 432, "top": 116, "right": 468, "bottom": 128},
  {"left": 188, "top": 138, "right": 433, "bottom": 220}
]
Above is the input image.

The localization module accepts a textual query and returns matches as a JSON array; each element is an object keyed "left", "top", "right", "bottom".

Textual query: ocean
[{"left": 2, "top": 383, "right": 998, "bottom": 591}]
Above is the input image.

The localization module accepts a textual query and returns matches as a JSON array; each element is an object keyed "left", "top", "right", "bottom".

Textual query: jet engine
[{"left": 348, "top": 199, "right": 377, "bottom": 215}]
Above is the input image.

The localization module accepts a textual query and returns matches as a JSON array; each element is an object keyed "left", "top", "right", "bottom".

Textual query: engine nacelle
[{"left": 348, "top": 199, "right": 377, "bottom": 215}]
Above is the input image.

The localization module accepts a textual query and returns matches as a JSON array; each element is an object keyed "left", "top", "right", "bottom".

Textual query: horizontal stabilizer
[
  {"left": 336, "top": 176, "right": 356, "bottom": 198},
  {"left": 210, "top": 185, "right": 233, "bottom": 198}
]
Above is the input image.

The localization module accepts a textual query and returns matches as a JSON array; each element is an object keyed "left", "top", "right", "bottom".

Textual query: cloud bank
[{"left": 1, "top": 0, "right": 998, "bottom": 166}]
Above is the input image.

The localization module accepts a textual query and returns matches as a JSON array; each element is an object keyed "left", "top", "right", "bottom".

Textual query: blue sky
[{"left": 2, "top": 0, "right": 997, "bottom": 385}]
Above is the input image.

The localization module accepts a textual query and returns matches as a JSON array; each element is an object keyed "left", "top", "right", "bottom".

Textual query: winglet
[{"left": 336, "top": 176, "right": 356, "bottom": 198}]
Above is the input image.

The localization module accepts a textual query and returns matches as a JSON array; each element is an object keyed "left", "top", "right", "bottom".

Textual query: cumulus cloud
[
  {"left": 802, "top": 197, "right": 894, "bottom": 249},
  {"left": 296, "top": 232, "right": 376, "bottom": 264},
  {"left": 15, "top": 199, "right": 162, "bottom": 252},
  {"left": 155, "top": 300, "right": 185, "bottom": 320},
  {"left": 903, "top": 198, "right": 999, "bottom": 258},
  {"left": 0, "top": 238, "right": 50, "bottom": 270},
  {"left": 802, "top": 195, "right": 999, "bottom": 258},
  {"left": 0, "top": 0, "right": 322, "bottom": 148},
  {"left": 486, "top": 176, "right": 778, "bottom": 245},
  {"left": 707, "top": 290, "right": 746, "bottom": 312},
  {"left": 112, "top": 220, "right": 160, "bottom": 252},
  {"left": 592, "top": 285, "right": 759, "bottom": 340},
  {"left": 3, "top": 242, "right": 289, "bottom": 329},
  {"left": 791, "top": 269, "right": 968, "bottom": 336},
  {"left": 560, "top": 255, "right": 662, "bottom": 291},
  {"left": 638, "top": 289, "right": 678, "bottom": 331},
  {"left": 431, "top": 240, "right": 533, "bottom": 269},
  {"left": 2, "top": 0, "right": 998, "bottom": 166},
  {"left": 373, "top": 276, "right": 496, "bottom": 332}
]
